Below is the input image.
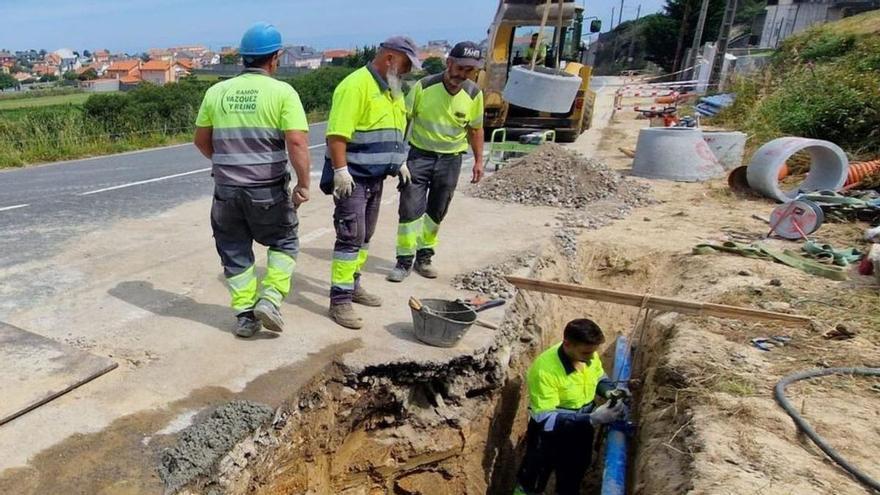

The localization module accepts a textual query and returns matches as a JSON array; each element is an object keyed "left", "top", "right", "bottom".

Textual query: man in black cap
[
  {"left": 320, "top": 35, "right": 421, "bottom": 329},
  {"left": 387, "top": 41, "right": 485, "bottom": 283}
]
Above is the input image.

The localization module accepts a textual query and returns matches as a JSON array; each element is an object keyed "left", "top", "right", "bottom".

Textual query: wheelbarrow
[{"left": 408, "top": 297, "right": 505, "bottom": 348}]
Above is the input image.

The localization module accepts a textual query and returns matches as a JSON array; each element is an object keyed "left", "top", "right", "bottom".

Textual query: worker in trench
[
  {"left": 194, "top": 22, "right": 311, "bottom": 338},
  {"left": 320, "top": 36, "right": 421, "bottom": 329},
  {"left": 386, "top": 41, "right": 485, "bottom": 283},
  {"left": 514, "top": 318, "right": 630, "bottom": 495}
]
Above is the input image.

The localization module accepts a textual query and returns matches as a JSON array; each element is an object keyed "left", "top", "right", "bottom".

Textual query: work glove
[
  {"left": 589, "top": 400, "right": 626, "bottom": 426},
  {"left": 398, "top": 163, "right": 412, "bottom": 186},
  {"left": 333, "top": 166, "right": 354, "bottom": 199}
]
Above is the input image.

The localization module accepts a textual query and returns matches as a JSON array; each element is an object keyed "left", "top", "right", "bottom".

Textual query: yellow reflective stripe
[
  {"left": 355, "top": 248, "right": 369, "bottom": 273},
  {"left": 418, "top": 215, "right": 440, "bottom": 250},
  {"left": 226, "top": 265, "right": 258, "bottom": 312},
  {"left": 331, "top": 256, "right": 359, "bottom": 289},
  {"left": 260, "top": 250, "right": 297, "bottom": 306},
  {"left": 396, "top": 218, "right": 422, "bottom": 257}
]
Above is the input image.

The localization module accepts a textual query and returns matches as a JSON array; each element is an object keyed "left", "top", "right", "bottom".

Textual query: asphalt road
[
  {"left": 0, "top": 122, "right": 328, "bottom": 270},
  {"left": 0, "top": 77, "right": 612, "bottom": 272}
]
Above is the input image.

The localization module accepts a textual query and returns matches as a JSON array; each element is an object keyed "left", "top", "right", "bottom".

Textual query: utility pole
[
  {"left": 710, "top": 0, "right": 738, "bottom": 89},
  {"left": 687, "top": 0, "right": 711, "bottom": 79},
  {"left": 618, "top": 0, "right": 625, "bottom": 26},
  {"left": 671, "top": 0, "right": 692, "bottom": 75},
  {"left": 611, "top": 7, "right": 616, "bottom": 30},
  {"left": 626, "top": 4, "right": 642, "bottom": 64}
]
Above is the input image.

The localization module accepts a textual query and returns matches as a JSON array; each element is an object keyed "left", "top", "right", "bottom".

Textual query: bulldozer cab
[{"left": 480, "top": 0, "right": 598, "bottom": 142}]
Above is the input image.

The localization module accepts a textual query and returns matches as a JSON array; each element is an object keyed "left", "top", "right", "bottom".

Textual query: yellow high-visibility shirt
[{"left": 405, "top": 74, "right": 483, "bottom": 154}]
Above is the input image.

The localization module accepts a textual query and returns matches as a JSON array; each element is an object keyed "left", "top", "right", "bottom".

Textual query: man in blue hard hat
[
  {"left": 320, "top": 36, "right": 421, "bottom": 329},
  {"left": 194, "top": 23, "right": 311, "bottom": 337}
]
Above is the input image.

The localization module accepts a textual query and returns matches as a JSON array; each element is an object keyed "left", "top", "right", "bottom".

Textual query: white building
[
  {"left": 53, "top": 48, "right": 81, "bottom": 72},
  {"left": 760, "top": 0, "right": 879, "bottom": 48}
]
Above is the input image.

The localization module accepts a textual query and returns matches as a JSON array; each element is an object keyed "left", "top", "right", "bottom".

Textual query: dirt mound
[{"left": 472, "top": 143, "right": 653, "bottom": 210}]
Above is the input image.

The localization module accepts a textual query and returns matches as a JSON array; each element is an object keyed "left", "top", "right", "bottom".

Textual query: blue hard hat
[{"left": 240, "top": 22, "right": 282, "bottom": 56}]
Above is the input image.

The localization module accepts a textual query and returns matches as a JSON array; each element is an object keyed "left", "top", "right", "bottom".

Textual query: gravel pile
[
  {"left": 452, "top": 252, "right": 535, "bottom": 299},
  {"left": 470, "top": 143, "right": 656, "bottom": 260},
  {"left": 472, "top": 143, "right": 652, "bottom": 210}
]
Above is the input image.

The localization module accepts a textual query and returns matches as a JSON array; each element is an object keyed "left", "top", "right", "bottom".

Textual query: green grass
[{"left": 0, "top": 92, "right": 91, "bottom": 110}]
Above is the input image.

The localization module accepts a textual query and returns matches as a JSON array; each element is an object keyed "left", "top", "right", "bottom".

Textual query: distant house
[
  {"left": 53, "top": 48, "right": 81, "bottom": 72},
  {"left": 322, "top": 49, "right": 352, "bottom": 65},
  {"left": 760, "top": 0, "right": 880, "bottom": 48},
  {"left": 0, "top": 51, "right": 15, "bottom": 65},
  {"left": 92, "top": 49, "right": 111, "bottom": 64},
  {"left": 14, "top": 72, "right": 33, "bottom": 82},
  {"left": 173, "top": 58, "right": 194, "bottom": 79},
  {"left": 32, "top": 63, "right": 60, "bottom": 77},
  {"left": 106, "top": 59, "right": 141, "bottom": 83},
  {"left": 140, "top": 60, "right": 174, "bottom": 85},
  {"left": 279, "top": 45, "right": 322, "bottom": 69}
]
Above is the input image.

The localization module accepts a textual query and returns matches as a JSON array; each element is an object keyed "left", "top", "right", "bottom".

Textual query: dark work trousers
[
  {"left": 395, "top": 147, "right": 463, "bottom": 266},
  {"left": 516, "top": 416, "right": 595, "bottom": 494},
  {"left": 330, "top": 177, "right": 384, "bottom": 305},
  {"left": 210, "top": 183, "right": 300, "bottom": 314}
]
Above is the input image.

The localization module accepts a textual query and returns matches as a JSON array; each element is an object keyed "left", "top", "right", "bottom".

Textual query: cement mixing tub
[
  {"left": 746, "top": 137, "right": 849, "bottom": 203},
  {"left": 503, "top": 65, "right": 582, "bottom": 113},
  {"left": 632, "top": 127, "right": 724, "bottom": 182},
  {"left": 703, "top": 131, "right": 746, "bottom": 171}
]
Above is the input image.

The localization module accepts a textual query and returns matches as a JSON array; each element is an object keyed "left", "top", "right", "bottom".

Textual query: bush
[
  {"left": 715, "top": 12, "right": 880, "bottom": 158},
  {"left": 282, "top": 66, "right": 355, "bottom": 113}
]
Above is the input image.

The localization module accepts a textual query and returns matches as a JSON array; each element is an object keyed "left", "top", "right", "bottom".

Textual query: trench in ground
[{"left": 169, "top": 240, "right": 709, "bottom": 494}]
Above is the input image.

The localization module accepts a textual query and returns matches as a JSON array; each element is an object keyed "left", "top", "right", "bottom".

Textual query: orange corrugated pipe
[{"left": 844, "top": 160, "right": 880, "bottom": 187}]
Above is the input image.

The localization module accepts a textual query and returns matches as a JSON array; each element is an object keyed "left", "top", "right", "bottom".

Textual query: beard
[{"left": 387, "top": 65, "right": 403, "bottom": 98}]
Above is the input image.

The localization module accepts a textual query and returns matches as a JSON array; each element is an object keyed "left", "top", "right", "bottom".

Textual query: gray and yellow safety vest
[
  {"left": 320, "top": 65, "right": 408, "bottom": 194},
  {"left": 195, "top": 68, "right": 309, "bottom": 186}
]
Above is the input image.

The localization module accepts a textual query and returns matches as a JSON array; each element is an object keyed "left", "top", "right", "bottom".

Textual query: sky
[{"left": 0, "top": 0, "right": 666, "bottom": 54}]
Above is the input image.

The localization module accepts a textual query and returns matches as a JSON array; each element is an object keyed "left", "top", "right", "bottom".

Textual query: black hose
[{"left": 774, "top": 367, "right": 880, "bottom": 493}]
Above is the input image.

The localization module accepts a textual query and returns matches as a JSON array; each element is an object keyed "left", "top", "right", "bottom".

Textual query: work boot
[
  {"left": 329, "top": 303, "right": 364, "bottom": 329},
  {"left": 414, "top": 257, "right": 438, "bottom": 279},
  {"left": 254, "top": 299, "right": 284, "bottom": 333},
  {"left": 386, "top": 263, "right": 411, "bottom": 283},
  {"left": 352, "top": 285, "right": 383, "bottom": 307},
  {"left": 235, "top": 311, "right": 261, "bottom": 338}
]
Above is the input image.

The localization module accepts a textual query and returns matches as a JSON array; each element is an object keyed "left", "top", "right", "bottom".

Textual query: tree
[
  {"left": 83, "top": 49, "right": 92, "bottom": 58},
  {"left": 39, "top": 74, "right": 59, "bottom": 82},
  {"left": 0, "top": 73, "right": 17, "bottom": 90},
  {"left": 422, "top": 56, "right": 445, "bottom": 75},
  {"left": 220, "top": 52, "right": 239, "bottom": 65},
  {"left": 62, "top": 70, "right": 78, "bottom": 81},
  {"left": 77, "top": 68, "right": 98, "bottom": 81},
  {"left": 334, "top": 46, "right": 377, "bottom": 68}
]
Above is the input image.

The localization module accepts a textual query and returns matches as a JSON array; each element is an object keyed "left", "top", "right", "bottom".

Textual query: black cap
[{"left": 448, "top": 41, "right": 483, "bottom": 68}]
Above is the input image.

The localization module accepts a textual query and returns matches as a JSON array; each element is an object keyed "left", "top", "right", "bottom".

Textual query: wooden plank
[
  {"left": 505, "top": 276, "right": 811, "bottom": 325},
  {"left": 0, "top": 322, "right": 118, "bottom": 426}
]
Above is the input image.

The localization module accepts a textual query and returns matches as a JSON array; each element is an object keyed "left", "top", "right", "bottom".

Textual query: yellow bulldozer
[{"left": 479, "top": 0, "right": 601, "bottom": 143}]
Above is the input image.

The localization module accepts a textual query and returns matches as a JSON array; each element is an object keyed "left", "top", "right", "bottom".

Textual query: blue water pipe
[{"left": 600, "top": 335, "right": 633, "bottom": 495}]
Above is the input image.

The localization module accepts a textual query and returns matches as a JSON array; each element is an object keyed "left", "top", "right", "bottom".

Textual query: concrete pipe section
[
  {"left": 746, "top": 137, "right": 849, "bottom": 203},
  {"left": 703, "top": 131, "right": 746, "bottom": 171},
  {"left": 503, "top": 66, "right": 582, "bottom": 113},
  {"left": 632, "top": 127, "right": 724, "bottom": 182}
]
